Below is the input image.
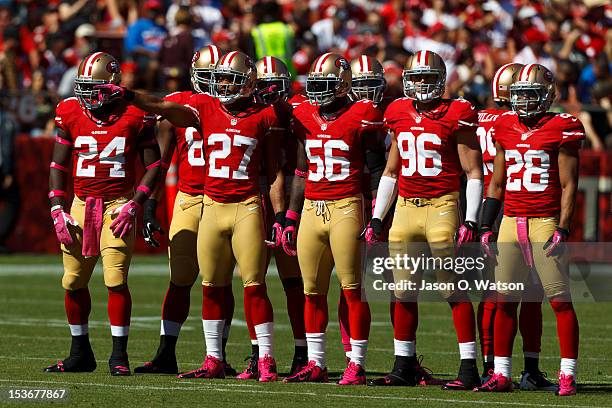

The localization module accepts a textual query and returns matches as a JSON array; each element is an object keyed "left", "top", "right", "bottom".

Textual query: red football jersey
[
  {"left": 478, "top": 108, "right": 505, "bottom": 190},
  {"left": 384, "top": 98, "right": 478, "bottom": 198},
  {"left": 55, "top": 97, "right": 155, "bottom": 199},
  {"left": 493, "top": 111, "right": 585, "bottom": 217},
  {"left": 292, "top": 99, "right": 384, "bottom": 200},
  {"left": 164, "top": 91, "right": 205, "bottom": 195},
  {"left": 187, "top": 94, "right": 281, "bottom": 203}
]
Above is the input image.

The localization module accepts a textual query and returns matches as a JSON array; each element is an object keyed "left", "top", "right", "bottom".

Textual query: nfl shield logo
[
  {"left": 415, "top": 116, "right": 422, "bottom": 123},
  {"left": 231, "top": 118, "right": 238, "bottom": 126},
  {"left": 321, "top": 123, "right": 327, "bottom": 130}
]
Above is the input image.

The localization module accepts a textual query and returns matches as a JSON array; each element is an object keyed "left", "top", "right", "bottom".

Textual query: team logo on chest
[
  {"left": 231, "top": 118, "right": 238, "bottom": 126},
  {"left": 321, "top": 123, "right": 327, "bottom": 131},
  {"left": 415, "top": 115, "right": 422, "bottom": 123}
]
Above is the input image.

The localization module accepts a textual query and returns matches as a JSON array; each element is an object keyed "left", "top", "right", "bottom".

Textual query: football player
[
  {"left": 363, "top": 50, "right": 484, "bottom": 390},
  {"left": 135, "top": 45, "right": 236, "bottom": 376},
  {"left": 474, "top": 64, "right": 583, "bottom": 396},
  {"left": 45, "top": 52, "right": 161, "bottom": 376},
  {"left": 477, "top": 63, "right": 556, "bottom": 391},
  {"left": 281, "top": 53, "right": 386, "bottom": 385},
  {"left": 97, "top": 51, "right": 284, "bottom": 382},
  {"left": 235, "top": 56, "right": 308, "bottom": 379}
]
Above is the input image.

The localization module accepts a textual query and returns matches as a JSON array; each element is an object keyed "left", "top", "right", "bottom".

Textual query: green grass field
[{"left": 0, "top": 255, "right": 611, "bottom": 407}]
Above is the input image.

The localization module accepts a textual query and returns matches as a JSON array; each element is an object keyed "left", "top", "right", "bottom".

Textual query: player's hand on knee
[
  {"left": 142, "top": 199, "right": 164, "bottom": 247},
  {"left": 266, "top": 212, "right": 285, "bottom": 248},
  {"left": 543, "top": 227, "right": 569, "bottom": 257},
  {"left": 358, "top": 218, "right": 383, "bottom": 244},
  {"left": 110, "top": 200, "right": 141, "bottom": 239},
  {"left": 51, "top": 205, "right": 79, "bottom": 245},
  {"left": 479, "top": 226, "right": 497, "bottom": 257}
]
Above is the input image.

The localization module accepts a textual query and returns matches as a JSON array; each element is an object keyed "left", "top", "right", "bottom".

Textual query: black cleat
[
  {"left": 44, "top": 352, "right": 97, "bottom": 373},
  {"left": 134, "top": 357, "right": 178, "bottom": 375},
  {"left": 223, "top": 360, "right": 237, "bottom": 377},
  {"left": 443, "top": 359, "right": 481, "bottom": 390},
  {"left": 109, "top": 356, "right": 131, "bottom": 376},
  {"left": 289, "top": 347, "right": 309, "bottom": 377},
  {"left": 368, "top": 367, "right": 417, "bottom": 386}
]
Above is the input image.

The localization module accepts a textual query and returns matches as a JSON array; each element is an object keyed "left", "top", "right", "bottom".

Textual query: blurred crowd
[{"left": 0, "top": 0, "right": 610, "bottom": 149}]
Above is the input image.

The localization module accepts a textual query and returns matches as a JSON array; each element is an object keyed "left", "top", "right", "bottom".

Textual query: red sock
[
  {"left": 65, "top": 288, "right": 91, "bottom": 325},
  {"left": 304, "top": 294, "right": 328, "bottom": 334},
  {"left": 161, "top": 283, "right": 191, "bottom": 324},
  {"left": 550, "top": 300, "right": 579, "bottom": 359},
  {"left": 449, "top": 300, "right": 476, "bottom": 343},
  {"left": 223, "top": 284, "right": 234, "bottom": 327},
  {"left": 202, "top": 286, "right": 225, "bottom": 320},
  {"left": 282, "top": 279, "right": 306, "bottom": 341},
  {"left": 338, "top": 290, "right": 351, "bottom": 351},
  {"left": 108, "top": 286, "right": 132, "bottom": 330},
  {"left": 477, "top": 299, "right": 496, "bottom": 359},
  {"left": 393, "top": 301, "right": 418, "bottom": 341},
  {"left": 244, "top": 284, "right": 273, "bottom": 326},
  {"left": 343, "top": 288, "right": 370, "bottom": 340},
  {"left": 519, "top": 301, "right": 542, "bottom": 354},
  {"left": 494, "top": 300, "right": 519, "bottom": 357},
  {"left": 243, "top": 287, "right": 256, "bottom": 340}
]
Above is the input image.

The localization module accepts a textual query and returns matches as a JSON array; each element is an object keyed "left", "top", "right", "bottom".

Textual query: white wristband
[
  {"left": 373, "top": 176, "right": 398, "bottom": 220},
  {"left": 465, "top": 178, "right": 483, "bottom": 223}
]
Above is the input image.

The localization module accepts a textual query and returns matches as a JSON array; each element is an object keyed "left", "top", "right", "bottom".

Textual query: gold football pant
[
  {"left": 297, "top": 196, "right": 364, "bottom": 295},
  {"left": 61, "top": 196, "right": 134, "bottom": 290},
  {"left": 198, "top": 195, "right": 266, "bottom": 287},
  {"left": 388, "top": 193, "right": 460, "bottom": 300},
  {"left": 495, "top": 216, "right": 569, "bottom": 299},
  {"left": 168, "top": 191, "right": 203, "bottom": 287}
]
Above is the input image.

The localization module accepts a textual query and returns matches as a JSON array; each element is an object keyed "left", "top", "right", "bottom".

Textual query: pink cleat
[
  {"left": 236, "top": 354, "right": 258, "bottom": 380},
  {"left": 415, "top": 355, "right": 445, "bottom": 386},
  {"left": 284, "top": 360, "right": 329, "bottom": 383},
  {"left": 338, "top": 361, "right": 366, "bottom": 385},
  {"left": 473, "top": 371, "right": 513, "bottom": 392},
  {"left": 258, "top": 354, "right": 278, "bottom": 382},
  {"left": 177, "top": 355, "right": 225, "bottom": 379},
  {"left": 557, "top": 372, "right": 577, "bottom": 396}
]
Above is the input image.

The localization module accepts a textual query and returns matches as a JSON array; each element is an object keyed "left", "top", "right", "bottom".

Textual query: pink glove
[
  {"left": 51, "top": 206, "right": 79, "bottom": 245},
  {"left": 358, "top": 218, "right": 382, "bottom": 245},
  {"left": 281, "top": 210, "right": 299, "bottom": 256},
  {"left": 543, "top": 227, "right": 569, "bottom": 257},
  {"left": 93, "top": 83, "right": 126, "bottom": 104},
  {"left": 456, "top": 221, "right": 478, "bottom": 248},
  {"left": 110, "top": 200, "right": 140, "bottom": 239},
  {"left": 479, "top": 228, "right": 495, "bottom": 257},
  {"left": 266, "top": 223, "right": 283, "bottom": 248}
]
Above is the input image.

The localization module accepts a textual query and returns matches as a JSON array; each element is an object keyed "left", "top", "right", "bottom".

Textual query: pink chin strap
[{"left": 516, "top": 217, "right": 535, "bottom": 268}]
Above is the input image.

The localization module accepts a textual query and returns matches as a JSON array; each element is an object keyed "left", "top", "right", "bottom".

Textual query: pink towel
[
  {"left": 82, "top": 197, "right": 104, "bottom": 257},
  {"left": 516, "top": 217, "right": 535, "bottom": 268}
]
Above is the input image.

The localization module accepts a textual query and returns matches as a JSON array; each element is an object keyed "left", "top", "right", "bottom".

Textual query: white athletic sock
[
  {"left": 110, "top": 325, "right": 129, "bottom": 337},
  {"left": 306, "top": 333, "right": 326, "bottom": 368},
  {"left": 458, "top": 341, "right": 477, "bottom": 360},
  {"left": 394, "top": 339, "right": 416, "bottom": 357},
  {"left": 202, "top": 319, "right": 224, "bottom": 359},
  {"left": 494, "top": 356, "right": 512, "bottom": 378},
  {"left": 350, "top": 339, "right": 368, "bottom": 367},
  {"left": 251, "top": 339, "right": 259, "bottom": 346},
  {"left": 160, "top": 320, "right": 181, "bottom": 337},
  {"left": 69, "top": 324, "right": 88, "bottom": 336},
  {"left": 255, "top": 322, "right": 274, "bottom": 357},
  {"left": 345, "top": 350, "right": 351, "bottom": 358},
  {"left": 295, "top": 339, "right": 307, "bottom": 347},
  {"left": 560, "top": 358, "right": 577, "bottom": 377}
]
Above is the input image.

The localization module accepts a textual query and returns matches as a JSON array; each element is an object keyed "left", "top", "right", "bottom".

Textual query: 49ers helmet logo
[
  {"left": 335, "top": 57, "right": 349, "bottom": 70},
  {"left": 106, "top": 60, "right": 120, "bottom": 74}
]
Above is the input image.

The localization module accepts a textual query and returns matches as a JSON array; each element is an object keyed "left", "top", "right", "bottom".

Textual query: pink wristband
[
  {"left": 294, "top": 169, "right": 308, "bottom": 178},
  {"left": 55, "top": 136, "right": 71, "bottom": 146},
  {"left": 146, "top": 160, "right": 161, "bottom": 170},
  {"left": 48, "top": 190, "right": 66, "bottom": 199},
  {"left": 137, "top": 185, "right": 152, "bottom": 197},
  {"left": 161, "top": 161, "right": 170, "bottom": 169},
  {"left": 286, "top": 210, "right": 300, "bottom": 221},
  {"left": 50, "top": 162, "right": 69, "bottom": 172}
]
